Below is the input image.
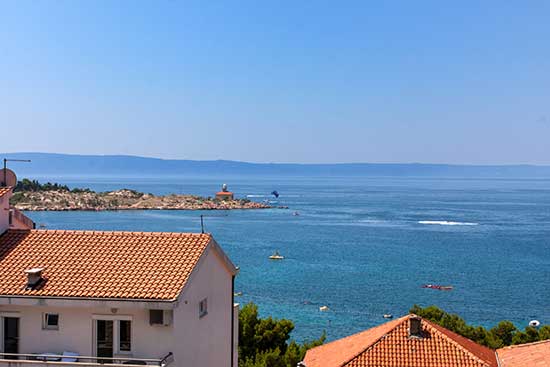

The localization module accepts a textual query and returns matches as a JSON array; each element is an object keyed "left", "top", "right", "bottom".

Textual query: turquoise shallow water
[{"left": 25, "top": 175, "right": 550, "bottom": 342}]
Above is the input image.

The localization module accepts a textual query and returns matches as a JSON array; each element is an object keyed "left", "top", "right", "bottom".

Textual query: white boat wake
[{"left": 418, "top": 220, "right": 478, "bottom": 226}]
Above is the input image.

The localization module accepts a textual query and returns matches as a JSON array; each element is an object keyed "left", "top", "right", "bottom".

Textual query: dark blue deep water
[{"left": 24, "top": 175, "right": 550, "bottom": 342}]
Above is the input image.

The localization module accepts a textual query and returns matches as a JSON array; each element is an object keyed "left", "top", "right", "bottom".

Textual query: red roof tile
[
  {"left": 303, "top": 314, "right": 498, "bottom": 367},
  {"left": 497, "top": 340, "right": 550, "bottom": 367},
  {"left": 0, "top": 229, "right": 219, "bottom": 300}
]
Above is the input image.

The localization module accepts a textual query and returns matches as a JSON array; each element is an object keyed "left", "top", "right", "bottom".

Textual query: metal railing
[{"left": 0, "top": 352, "right": 173, "bottom": 367}]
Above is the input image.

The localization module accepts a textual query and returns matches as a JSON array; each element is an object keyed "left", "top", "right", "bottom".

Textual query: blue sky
[{"left": 1, "top": 1, "right": 549, "bottom": 164}]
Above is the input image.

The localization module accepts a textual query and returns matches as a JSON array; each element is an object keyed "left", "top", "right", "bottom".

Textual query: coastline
[{"left": 11, "top": 188, "right": 284, "bottom": 211}]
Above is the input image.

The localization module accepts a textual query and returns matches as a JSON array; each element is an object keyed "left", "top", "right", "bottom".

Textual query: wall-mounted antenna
[
  {"left": 2, "top": 158, "right": 31, "bottom": 187},
  {"left": 199, "top": 213, "right": 229, "bottom": 234}
]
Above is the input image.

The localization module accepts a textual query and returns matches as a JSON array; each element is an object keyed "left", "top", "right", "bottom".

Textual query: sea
[{"left": 24, "top": 175, "right": 550, "bottom": 342}]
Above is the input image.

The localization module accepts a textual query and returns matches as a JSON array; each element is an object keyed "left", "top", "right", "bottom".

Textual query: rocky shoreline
[{"left": 11, "top": 188, "right": 280, "bottom": 211}]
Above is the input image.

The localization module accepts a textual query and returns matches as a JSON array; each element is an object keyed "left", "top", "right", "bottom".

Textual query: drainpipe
[{"left": 231, "top": 274, "right": 235, "bottom": 367}]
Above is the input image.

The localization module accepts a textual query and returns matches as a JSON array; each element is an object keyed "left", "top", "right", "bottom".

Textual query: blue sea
[{"left": 24, "top": 175, "right": 550, "bottom": 342}]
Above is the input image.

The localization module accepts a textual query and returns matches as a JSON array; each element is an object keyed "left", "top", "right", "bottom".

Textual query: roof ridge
[
  {"left": 338, "top": 315, "right": 411, "bottom": 367},
  {"left": 423, "top": 319, "right": 495, "bottom": 366},
  {"left": 497, "top": 339, "right": 550, "bottom": 350},
  {"left": 27, "top": 229, "right": 209, "bottom": 237}
]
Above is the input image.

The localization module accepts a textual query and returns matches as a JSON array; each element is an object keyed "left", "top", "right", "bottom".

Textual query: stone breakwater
[{"left": 12, "top": 189, "right": 283, "bottom": 211}]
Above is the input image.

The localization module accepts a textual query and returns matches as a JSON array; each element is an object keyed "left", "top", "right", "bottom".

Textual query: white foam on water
[
  {"left": 246, "top": 194, "right": 267, "bottom": 198},
  {"left": 418, "top": 220, "right": 479, "bottom": 226}
]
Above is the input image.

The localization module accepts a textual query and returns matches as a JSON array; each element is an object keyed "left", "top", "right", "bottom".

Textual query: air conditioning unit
[{"left": 149, "top": 310, "right": 173, "bottom": 326}]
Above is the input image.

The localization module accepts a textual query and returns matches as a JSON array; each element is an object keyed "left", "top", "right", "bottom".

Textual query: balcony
[
  {"left": 0, "top": 352, "right": 173, "bottom": 367},
  {"left": 8, "top": 207, "right": 35, "bottom": 230}
]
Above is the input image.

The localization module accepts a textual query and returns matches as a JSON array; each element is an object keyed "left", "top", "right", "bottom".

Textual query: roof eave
[{"left": 0, "top": 294, "right": 178, "bottom": 309}]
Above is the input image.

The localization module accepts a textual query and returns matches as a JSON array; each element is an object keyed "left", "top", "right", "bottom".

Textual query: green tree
[
  {"left": 411, "top": 305, "right": 550, "bottom": 348},
  {"left": 488, "top": 321, "right": 517, "bottom": 348},
  {"left": 239, "top": 302, "right": 325, "bottom": 367}
]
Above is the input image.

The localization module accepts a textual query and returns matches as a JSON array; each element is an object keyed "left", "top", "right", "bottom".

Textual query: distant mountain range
[{"left": 2, "top": 152, "right": 550, "bottom": 178}]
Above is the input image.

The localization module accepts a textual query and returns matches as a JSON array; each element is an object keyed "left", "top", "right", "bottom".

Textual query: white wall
[
  {"left": 0, "top": 305, "right": 174, "bottom": 361},
  {"left": 172, "top": 246, "right": 234, "bottom": 367},
  {"left": 0, "top": 193, "right": 9, "bottom": 234}
]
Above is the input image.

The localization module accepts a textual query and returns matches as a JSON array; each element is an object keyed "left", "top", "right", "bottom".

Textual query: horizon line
[{"left": 3, "top": 151, "right": 550, "bottom": 168}]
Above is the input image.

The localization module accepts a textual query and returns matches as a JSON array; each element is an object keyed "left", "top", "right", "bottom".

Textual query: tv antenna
[
  {"left": 199, "top": 213, "right": 228, "bottom": 234},
  {"left": 2, "top": 158, "right": 31, "bottom": 187}
]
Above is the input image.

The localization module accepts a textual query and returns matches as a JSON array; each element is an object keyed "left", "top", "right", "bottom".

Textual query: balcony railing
[
  {"left": 0, "top": 352, "right": 173, "bottom": 367},
  {"left": 8, "top": 207, "right": 35, "bottom": 229}
]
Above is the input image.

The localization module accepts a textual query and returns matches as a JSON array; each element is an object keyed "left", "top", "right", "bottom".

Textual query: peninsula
[{"left": 10, "top": 179, "right": 273, "bottom": 211}]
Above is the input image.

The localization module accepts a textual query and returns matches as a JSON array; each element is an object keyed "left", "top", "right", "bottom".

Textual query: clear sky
[{"left": 1, "top": 1, "right": 549, "bottom": 164}]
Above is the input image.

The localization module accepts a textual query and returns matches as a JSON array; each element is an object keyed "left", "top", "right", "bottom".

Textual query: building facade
[{"left": 0, "top": 187, "right": 238, "bottom": 367}]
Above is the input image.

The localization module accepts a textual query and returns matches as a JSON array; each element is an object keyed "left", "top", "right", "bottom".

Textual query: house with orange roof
[
  {"left": 0, "top": 186, "right": 239, "bottom": 367},
  {"left": 302, "top": 314, "right": 498, "bottom": 367},
  {"left": 496, "top": 339, "right": 550, "bottom": 366}
]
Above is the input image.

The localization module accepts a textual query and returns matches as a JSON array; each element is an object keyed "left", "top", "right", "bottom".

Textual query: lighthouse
[{"left": 215, "top": 183, "right": 234, "bottom": 200}]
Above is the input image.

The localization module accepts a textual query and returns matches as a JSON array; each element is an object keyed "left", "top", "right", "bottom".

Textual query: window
[
  {"left": 43, "top": 313, "right": 59, "bottom": 330},
  {"left": 149, "top": 310, "right": 164, "bottom": 325},
  {"left": 118, "top": 320, "right": 131, "bottom": 352},
  {"left": 199, "top": 298, "right": 208, "bottom": 318}
]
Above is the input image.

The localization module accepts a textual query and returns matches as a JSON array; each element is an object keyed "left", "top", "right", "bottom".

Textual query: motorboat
[
  {"left": 422, "top": 284, "right": 453, "bottom": 291},
  {"left": 269, "top": 251, "right": 284, "bottom": 260},
  {"left": 383, "top": 314, "right": 393, "bottom": 319},
  {"left": 319, "top": 306, "right": 329, "bottom": 312}
]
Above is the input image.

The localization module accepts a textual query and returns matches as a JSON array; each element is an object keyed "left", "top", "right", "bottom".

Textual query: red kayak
[{"left": 422, "top": 284, "right": 453, "bottom": 291}]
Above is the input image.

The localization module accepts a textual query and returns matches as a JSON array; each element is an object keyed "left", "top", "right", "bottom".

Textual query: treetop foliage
[
  {"left": 239, "top": 302, "right": 325, "bottom": 367},
  {"left": 410, "top": 305, "right": 550, "bottom": 349},
  {"left": 14, "top": 178, "right": 93, "bottom": 193}
]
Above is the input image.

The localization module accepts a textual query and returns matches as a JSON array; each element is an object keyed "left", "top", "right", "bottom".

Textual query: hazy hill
[{"left": 2, "top": 152, "right": 550, "bottom": 178}]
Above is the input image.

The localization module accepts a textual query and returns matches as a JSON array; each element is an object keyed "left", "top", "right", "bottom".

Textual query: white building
[{"left": 0, "top": 186, "right": 239, "bottom": 367}]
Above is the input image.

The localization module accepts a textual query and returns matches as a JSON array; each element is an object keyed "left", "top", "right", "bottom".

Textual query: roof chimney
[
  {"left": 25, "top": 268, "right": 44, "bottom": 289},
  {"left": 409, "top": 316, "right": 423, "bottom": 338}
]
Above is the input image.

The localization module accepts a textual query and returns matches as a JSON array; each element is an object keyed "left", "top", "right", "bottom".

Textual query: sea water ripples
[{"left": 26, "top": 175, "right": 550, "bottom": 342}]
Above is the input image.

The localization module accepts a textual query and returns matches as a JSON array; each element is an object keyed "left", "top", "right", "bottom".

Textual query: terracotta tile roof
[
  {"left": 0, "top": 229, "right": 214, "bottom": 300},
  {"left": 0, "top": 187, "right": 12, "bottom": 199},
  {"left": 303, "top": 314, "right": 498, "bottom": 367},
  {"left": 497, "top": 340, "right": 550, "bottom": 367}
]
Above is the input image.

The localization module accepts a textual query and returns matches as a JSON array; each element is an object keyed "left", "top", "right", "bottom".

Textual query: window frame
[
  {"left": 42, "top": 313, "right": 60, "bottom": 330},
  {"left": 117, "top": 320, "right": 132, "bottom": 354},
  {"left": 91, "top": 315, "right": 133, "bottom": 356},
  {"left": 149, "top": 310, "right": 164, "bottom": 325}
]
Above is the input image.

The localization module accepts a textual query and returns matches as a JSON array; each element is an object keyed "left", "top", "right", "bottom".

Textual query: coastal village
[{"left": 0, "top": 169, "right": 548, "bottom": 367}]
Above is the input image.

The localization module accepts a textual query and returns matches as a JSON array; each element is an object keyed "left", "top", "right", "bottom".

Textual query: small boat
[
  {"left": 383, "top": 314, "right": 393, "bottom": 319},
  {"left": 292, "top": 211, "right": 300, "bottom": 216},
  {"left": 529, "top": 320, "right": 541, "bottom": 327},
  {"left": 422, "top": 284, "right": 453, "bottom": 291},
  {"left": 234, "top": 291, "right": 243, "bottom": 297},
  {"left": 319, "top": 305, "right": 329, "bottom": 312},
  {"left": 269, "top": 251, "right": 284, "bottom": 260}
]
